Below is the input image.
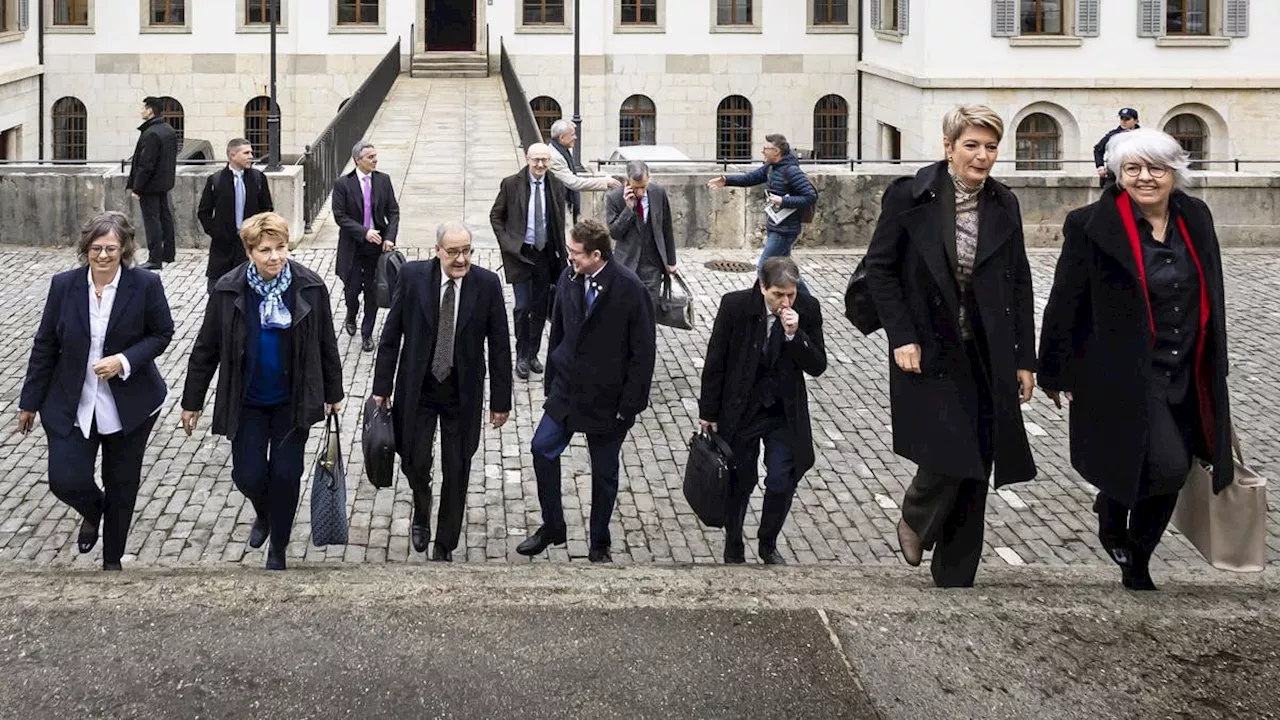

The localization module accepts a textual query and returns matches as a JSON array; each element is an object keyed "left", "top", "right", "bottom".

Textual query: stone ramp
[{"left": 307, "top": 75, "right": 524, "bottom": 250}]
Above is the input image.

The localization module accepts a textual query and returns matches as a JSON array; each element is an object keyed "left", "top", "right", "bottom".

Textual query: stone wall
[
  {"left": 581, "top": 167, "right": 1280, "bottom": 250},
  {"left": 0, "top": 165, "right": 306, "bottom": 247},
  {"left": 0, "top": 73, "right": 41, "bottom": 160}
]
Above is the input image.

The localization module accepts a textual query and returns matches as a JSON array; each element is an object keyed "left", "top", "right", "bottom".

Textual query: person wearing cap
[{"left": 1093, "top": 108, "right": 1140, "bottom": 188}]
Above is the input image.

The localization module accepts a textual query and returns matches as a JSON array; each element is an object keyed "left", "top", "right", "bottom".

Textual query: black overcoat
[
  {"left": 489, "top": 167, "right": 568, "bottom": 285},
  {"left": 371, "top": 259, "right": 514, "bottom": 460},
  {"left": 332, "top": 169, "right": 401, "bottom": 282},
  {"left": 697, "top": 285, "right": 827, "bottom": 478},
  {"left": 196, "top": 166, "right": 274, "bottom": 280},
  {"left": 862, "top": 161, "right": 1037, "bottom": 486},
  {"left": 1037, "top": 187, "right": 1233, "bottom": 505}
]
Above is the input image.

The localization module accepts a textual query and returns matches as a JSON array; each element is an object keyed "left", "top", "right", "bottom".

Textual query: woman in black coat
[
  {"left": 17, "top": 212, "right": 174, "bottom": 571},
  {"left": 180, "top": 212, "right": 344, "bottom": 570},
  {"left": 1038, "top": 128, "right": 1232, "bottom": 591},
  {"left": 863, "top": 105, "right": 1037, "bottom": 588}
]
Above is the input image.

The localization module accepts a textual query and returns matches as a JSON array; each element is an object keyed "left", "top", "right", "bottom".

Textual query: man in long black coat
[
  {"left": 332, "top": 140, "right": 400, "bottom": 351},
  {"left": 126, "top": 96, "right": 179, "bottom": 270},
  {"left": 698, "top": 257, "right": 827, "bottom": 565},
  {"left": 515, "top": 218, "right": 656, "bottom": 563},
  {"left": 197, "top": 138, "right": 273, "bottom": 293},
  {"left": 372, "top": 221, "right": 513, "bottom": 562}
]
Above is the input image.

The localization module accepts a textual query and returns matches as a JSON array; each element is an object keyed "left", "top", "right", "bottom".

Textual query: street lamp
[
  {"left": 266, "top": 0, "right": 282, "bottom": 171},
  {"left": 571, "top": 0, "right": 582, "bottom": 166}
]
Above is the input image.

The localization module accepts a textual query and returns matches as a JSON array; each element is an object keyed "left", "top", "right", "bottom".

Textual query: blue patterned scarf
[{"left": 247, "top": 261, "right": 293, "bottom": 329}]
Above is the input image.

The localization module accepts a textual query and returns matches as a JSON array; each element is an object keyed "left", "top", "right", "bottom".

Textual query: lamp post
[
  {"left": 266, "top": 0, "right": 282, "bottom": 171},
  {"left": 571, "top": 0, "right": 582, "bottom": 166}
]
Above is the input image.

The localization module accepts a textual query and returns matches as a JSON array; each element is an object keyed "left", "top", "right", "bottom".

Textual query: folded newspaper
[{"left": 764, "top": 201, "right": 797, "bottom": 225}]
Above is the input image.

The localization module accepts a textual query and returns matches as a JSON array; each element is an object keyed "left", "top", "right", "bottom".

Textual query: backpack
[{"left": 375, "top": 250, "right": 405, "bottom": 309}]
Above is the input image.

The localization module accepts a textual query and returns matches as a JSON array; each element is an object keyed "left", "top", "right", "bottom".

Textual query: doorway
[{"left": 425, "top": 0, "right": 476, "bottom": 51}]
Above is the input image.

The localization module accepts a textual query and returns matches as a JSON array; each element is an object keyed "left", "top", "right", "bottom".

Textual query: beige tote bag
[{"left": 1171, "top": 431, "right": 1268, "bottom": 573}]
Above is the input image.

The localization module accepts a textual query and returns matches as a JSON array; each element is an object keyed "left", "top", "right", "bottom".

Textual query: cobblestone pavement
[{"left": 1, "top": 245, "right": 1276, "bottom": 572}]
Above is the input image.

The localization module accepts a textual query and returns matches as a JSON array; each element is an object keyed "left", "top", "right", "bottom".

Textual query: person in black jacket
[
  {"left": 126, "top": 96, "right": 179, "bottom": 270},
  {"left": 17, "top": 212, "right": 174, "bottom": 571},
  {"left": 180, "top": 212, "right": 344, "bottom": 571},
  {"left": 1039, "top": 129, "right": 1233, "bottom": 591},
  {"left": 698, "top": 257, "right": 827, "bottom": 565},
  {"left": 197, "top": 138, "right": 274, "bottom": 294},
  {"left": 372, "top": 221, "right": 514, "bottom": 562},
  {"left": 707, "top": 133, "right": 818, "bottom": 293},
  {"left": 332, "top": 140, "right": 400, "bottom": 351},
  {"left": 1092, "top": 108, "right": 1139, "bottom": 188},
  {"left": 516, "top": 218, "right": 656, "bottom": 563},
  {"left": 862, "top": 104, "right": 1037, "bottom": 588}
]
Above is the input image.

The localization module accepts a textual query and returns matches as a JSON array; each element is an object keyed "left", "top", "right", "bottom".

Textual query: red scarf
[{"left": 1114, "top": 192, "right": 1215, "bottom": 453}]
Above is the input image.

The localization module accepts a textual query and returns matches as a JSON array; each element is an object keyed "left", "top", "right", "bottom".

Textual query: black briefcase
[
  {"left": 362, "top": 396, "right": 395, "bottom": 489},
  {"left": 657, "top": 272, "right": 695, "bottom": 330},
  {"left": 683, "top": 429, "right": 735, "bottom": 528},
  {"left": 844, "top": 256, "right": 882, "bottom": 335}
]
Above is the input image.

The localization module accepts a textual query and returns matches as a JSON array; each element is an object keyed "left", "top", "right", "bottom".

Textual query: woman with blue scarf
[{"left": 180, "top": 212, "right": 344, "bottom": 570}]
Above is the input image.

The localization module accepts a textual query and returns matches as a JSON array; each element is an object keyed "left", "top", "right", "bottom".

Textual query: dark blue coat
[
  {"left": 723, "top": 154, "right": 818, "bottom": 234},
  {"left": 543, "top": 260, "right": 656, "bottom": 434},
  {"left": 20, "top": 266, "right": 175, "bottom": 438}
]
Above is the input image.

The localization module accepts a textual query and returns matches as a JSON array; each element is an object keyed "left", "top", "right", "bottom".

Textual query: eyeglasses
[
  {"left": 441, "top": 246, "right": 473, "bottom": 259},
  {"left": 88, "top": 246, "right": 121, "bottom": 256},
  {"left": 1121, "top": 163, "right": 1169, "bottom": 179}
]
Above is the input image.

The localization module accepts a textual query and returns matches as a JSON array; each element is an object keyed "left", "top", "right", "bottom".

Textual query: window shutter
[
  {"left": 18, "top": 0, "right": 30, "bottom": 31},
  {"left": 1076, "top": 0, "right": 1100, "bottom": 37},
  {"left": 870, "top": 0, "right": 881, "bottom": 31},
  {"left": 992, "top": 0, "right": 1017, "bottom": 37},
  {"left": 1137, "top": 0, "right": 1164, "bottom": 37},
  {"left": 1224, "top": 0, "right": 1250, "bottom": 37},
  {"left": 897, "top": 0, "right": 909, "bottom": 35}
]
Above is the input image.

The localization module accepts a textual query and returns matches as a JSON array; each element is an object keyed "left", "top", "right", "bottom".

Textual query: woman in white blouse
[{"left": 17, "top": 212, "right": 174, "bottom": 571}]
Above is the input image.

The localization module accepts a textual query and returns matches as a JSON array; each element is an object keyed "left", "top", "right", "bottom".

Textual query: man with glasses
[
  {"left": 372, "top": 221, "right": 513, "bottom": 562},
  {"left": 490, "top": 143, "right": 569, "bottom": 380}
]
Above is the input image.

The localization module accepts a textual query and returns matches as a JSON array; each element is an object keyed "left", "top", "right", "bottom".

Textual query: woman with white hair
[{"left": 1038, "top": 128, "right": 1233, "bottom": 591}]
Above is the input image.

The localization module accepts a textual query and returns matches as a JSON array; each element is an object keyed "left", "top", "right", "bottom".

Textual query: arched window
[
  {"left": 1015, "top": 113, "right": 1061, "bottom": 171},
  {"left": 159, "top": 96, "right": 185, "bottom": 147},
  {"left": 244, "top": 96, "right": 275, "bottom": 160},
  {"left": 619, "top": 95, "right": 656, "bottom": 147},
  {"left": 1164, "top": 113, "right": 1208, "bottom": 170},
  {"left": 813, "top": 94, "right": 849, "bottom": 160},
  {"left": 529, "top": 96, "right": 561, "bottom": 144},
  {"left": 52, "top": 97, "right": 88, "bottom": 162},
  {"left": 716, "top": 95, "right": 753, "bottom": 161}
]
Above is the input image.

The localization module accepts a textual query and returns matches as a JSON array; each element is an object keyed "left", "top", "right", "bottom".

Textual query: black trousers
[
  {"left": 512, "top": 257, "right": 554, "bottom": 361},
  {"left": 725, "top": 407, "right": 798, "bottom": 557},
  {"left": 46, "top": 414, "right": 159, "bottom": 565},
  {"left": 138, "top": 193, "right": 175, "bottom": 263},
  {"left": 900, "top": 340, "right": 994, "bottom": 588},
  {"left": 403, "top": 382, "right": 473, "bottom": 553},
  {"left": 230, "top": 404, "right": 310, "bottom": 556},
  {"left": 1095, "top": 492, "right": 1179, "bottom": 564},
  {"left": 344, "top": 249, "right": 381, "bottom": 339}
]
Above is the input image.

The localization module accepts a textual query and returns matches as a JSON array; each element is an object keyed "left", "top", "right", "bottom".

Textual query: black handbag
[
  {"left": 656, "top": 271, "right": 695, "bottom": 330},
  {"left": 362, "top": 396, "right": 396, "bottom": 489},
  {"left": 682, "top": 429, "right": 736, "bottom": 528},
  {"left": 310, "top": 411, "right": 349, "bottom": 546},
  {"left": 375, "top": 250, "right": 406, "bottom": 309},
  {"left": 844, "top": 256, "right": 882, "bottom": 335}
]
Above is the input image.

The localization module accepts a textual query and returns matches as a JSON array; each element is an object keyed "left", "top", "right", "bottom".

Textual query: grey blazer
[{"left": 604, "top": 182, "right": 677, "bottom": 271}]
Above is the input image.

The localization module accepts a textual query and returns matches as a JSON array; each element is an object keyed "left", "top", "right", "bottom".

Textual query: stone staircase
[{"left": 410, "top": 51, "right": 489, "bottom": 78}]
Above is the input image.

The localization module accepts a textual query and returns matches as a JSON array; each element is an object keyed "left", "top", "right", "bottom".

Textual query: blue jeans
[
  {"left": 530, "top": 413, "right": 628, "bottom": 549},
  {"left": 758, "top": 229, "right": 809, "bottom": 295},
  {"left": 231, "top": 404, "right": 310, "bottom": 556}
]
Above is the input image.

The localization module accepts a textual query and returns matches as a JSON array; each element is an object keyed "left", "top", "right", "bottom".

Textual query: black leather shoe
[
  {"left": 588, "top": 547, "right": 613, "bottom": 563},
  {"left": 515, "top": 358, "right": 530, "bottom": 380},
  {"left": 362, "top": 337, "right": 375, "bottom": 352},
  {"left": 142, "top": 261, "right": 164, "bottom": 271},
  {"left": 724, "top": 540, "right": 746, "bottom": 565},
  {"left": 760, "top": 546, "right": 787, "bottom": 565},
  {"left": 102, "top": 561, "right": 123, "bottom": 572},
  {"left": 411, "top": 523, "right": 430, "bottom": 554},
  {"left": 516, "top": 526, "right": 566, "bottom": 556},
  {"left": 343, "top": 317, "right": 357, "bottom": 336},
  {"left": 529, "top": 356, "right": 544, "bottom": 374},
  {"left": 265, "top": 554, "right": 287, "bottom": 571},
  {"left": 897, "top": 518, "right": 923, "bottom": 567},
  {"left": 248, "top": 515, "right": 269, "bottom": 549},
  {"left": 77, "top": 515, "right": 100, "bottom": 554},
  {"left": 431, "top": 545, "right": 453, "bottom": 562}
]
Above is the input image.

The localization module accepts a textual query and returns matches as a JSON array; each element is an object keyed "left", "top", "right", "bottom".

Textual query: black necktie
[
  {"left": 766, "top": 315, "right": 784, "bottom": 366},
  {"left": 432, "top": 279, "right": 456, "bottom": 382}
]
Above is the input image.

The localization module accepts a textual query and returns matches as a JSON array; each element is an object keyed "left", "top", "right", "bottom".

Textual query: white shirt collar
[
  {"left": 357, "top": 169, "right": 372, "bottom": 182},
  {"left": 88, "top": 266, "right": 122, "bottom": 290},
  {"left": 441, "top": 271, "right": 461, "bottom": 288},
  {"left": 230, "top": 165, "right": 244, "bottom": 178},
  {"left": 588, "top": 262, "right": 608, "bottom": 281}
]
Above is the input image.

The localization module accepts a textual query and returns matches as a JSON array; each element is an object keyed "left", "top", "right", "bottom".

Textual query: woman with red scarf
[{"left": 1038, "top": 128, "right": 1233, "bottom": 591}]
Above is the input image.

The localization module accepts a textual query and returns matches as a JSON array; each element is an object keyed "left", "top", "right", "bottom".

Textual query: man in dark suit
[
  {"left": 332, "top": 140, "right": 400, "bottom": 351},
  {"left": 126, "top": 96, "right": 179, "bottom": 270},
  {"left": 196, "top": 138, "right": 274, "bottom": 294},
  {"left": 489, "top": 143, "right": 567, "bottom": 380},
  {"left": 372, "top": 221, "right": 513, "bottom": 562},
  {"left": 516, "top": 218, "right": 656, "bottom": 563},
  {"left": 605, "top": 160, "right": 678, "bottom": 302},
  {"left": 698, "top": 257, "right": 827, "bottom": 565}
]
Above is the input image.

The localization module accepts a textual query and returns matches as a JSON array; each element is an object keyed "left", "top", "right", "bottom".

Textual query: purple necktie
[{"left": 362, "top": 175, "right": 374, "bottom": 229}]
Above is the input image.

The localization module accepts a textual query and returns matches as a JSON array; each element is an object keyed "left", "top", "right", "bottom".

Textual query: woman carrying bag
[{"left": 180, "top": 212, "right": 344, "bottom": 570}]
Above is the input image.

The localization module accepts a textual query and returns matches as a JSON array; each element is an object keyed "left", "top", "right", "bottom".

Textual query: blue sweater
[{"left": 244, "top": 289, "right": 291, "bottom": 407}]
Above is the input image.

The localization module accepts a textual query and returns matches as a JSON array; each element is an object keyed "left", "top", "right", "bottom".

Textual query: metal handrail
[
  {"left": 587, "top": 157, "right": 1280, "bottom": 172},
  {"left": 499, "top": 37, "right": 541, "bottom": 151}
]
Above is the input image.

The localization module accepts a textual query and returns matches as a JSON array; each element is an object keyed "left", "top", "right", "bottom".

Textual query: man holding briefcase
[{"left": 697, "top": 257, "right": 827, "bottom": 565}]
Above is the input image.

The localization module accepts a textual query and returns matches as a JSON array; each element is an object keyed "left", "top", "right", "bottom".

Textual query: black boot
[
  {"left": 411, "top": 489, "right": 432, "bottom": 554},
  {"left": 758, "top": 491, "right": 793, "bottom": 565}
]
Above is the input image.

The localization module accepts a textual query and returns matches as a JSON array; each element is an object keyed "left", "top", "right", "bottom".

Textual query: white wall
[{"left": 0, "top": 0, "right": 43, "bottom": 160}]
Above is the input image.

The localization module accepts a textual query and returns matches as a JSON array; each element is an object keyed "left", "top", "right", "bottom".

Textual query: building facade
[{"left": 0, "top": 0, "right": 41, "bottom": 160}]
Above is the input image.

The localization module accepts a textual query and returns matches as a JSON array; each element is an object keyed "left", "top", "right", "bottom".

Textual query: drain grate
[{"left": 703, "top": 259, "right": 757, "bottom": 273}]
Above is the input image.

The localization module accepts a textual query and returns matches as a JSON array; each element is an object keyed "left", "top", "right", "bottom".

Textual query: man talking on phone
[{"left": 604, "top": 160, "right": 678, "bottom": 303}]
